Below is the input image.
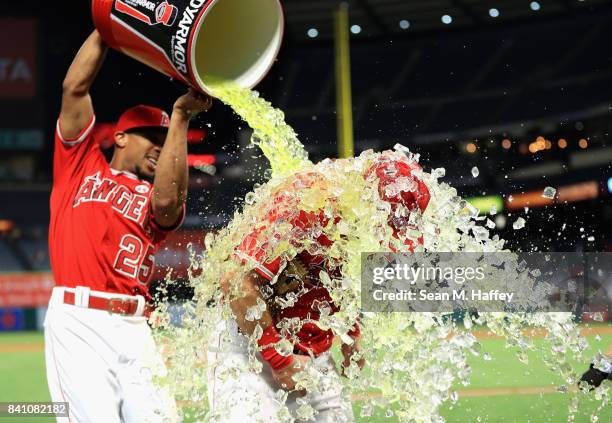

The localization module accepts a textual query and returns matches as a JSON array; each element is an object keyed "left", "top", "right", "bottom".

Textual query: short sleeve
[
  {"left": 235, "top": 228, "right": 282, "bottom": 282},
  {"left": 53, "top": 115, "right": 98, "bottom": 183}
]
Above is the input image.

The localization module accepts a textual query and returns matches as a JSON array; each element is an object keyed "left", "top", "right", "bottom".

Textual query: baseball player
[
  {"left": 45, "top": 30, "right": 211, "bottom": 422},
  {"left": 208, "top": 154, "right": 431, "bottom": 422}
]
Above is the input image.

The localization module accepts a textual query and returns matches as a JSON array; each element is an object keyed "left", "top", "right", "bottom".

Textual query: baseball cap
[
  {"left": 369, "top": 155, "right": 431, "bottom": 213},
  {"left": 115, "top": 105, "right": 170, "bottom": 134}
]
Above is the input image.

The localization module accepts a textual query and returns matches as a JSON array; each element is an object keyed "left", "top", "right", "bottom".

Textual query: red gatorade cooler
[{"left": 92, "top": 0, "right": 284, "bottom": 95}]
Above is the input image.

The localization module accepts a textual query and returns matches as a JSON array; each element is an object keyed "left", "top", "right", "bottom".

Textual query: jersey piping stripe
[
  {"left": 110, "top": 168, "right": 140, "bottom": 181},
  {"left": 56, "top": 115, "right": 96, "bottom": 146},
  {"left": 234, "top": 250, "right": 275, "bottom": 281}
]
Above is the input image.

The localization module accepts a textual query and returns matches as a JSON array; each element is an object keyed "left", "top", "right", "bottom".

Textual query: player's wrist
[
  {"left": 171, "top": 106, "right": 193, "bottom": 121},
  {"left": 258, "top": 324, "right": 294, "bottom": 371}
]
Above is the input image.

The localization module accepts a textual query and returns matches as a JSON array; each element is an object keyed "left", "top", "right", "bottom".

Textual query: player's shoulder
[{"left": 55, "top": 114, "right": 97, "bottom": 147}]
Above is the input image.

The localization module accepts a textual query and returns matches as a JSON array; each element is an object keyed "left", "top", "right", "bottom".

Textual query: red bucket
[{"left": 92, "top": 0, "right": 284, "bottom": 95}]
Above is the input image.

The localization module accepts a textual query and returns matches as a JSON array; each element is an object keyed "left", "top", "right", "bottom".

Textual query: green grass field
[{"left": 1, "top": 329, "right": 611, "bottom": 422}]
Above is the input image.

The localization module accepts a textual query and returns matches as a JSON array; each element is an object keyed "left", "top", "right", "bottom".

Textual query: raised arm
[
  {"left": 60, "top": 30, "right": 107, "bottom": 139},
  {"left": 151, "top": 89, "right": 212, "bottom": 228}
]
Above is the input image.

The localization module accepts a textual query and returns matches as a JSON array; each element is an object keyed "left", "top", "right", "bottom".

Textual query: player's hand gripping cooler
[{"left": 92, "top": 0, "right": 284, "bottom": 94}]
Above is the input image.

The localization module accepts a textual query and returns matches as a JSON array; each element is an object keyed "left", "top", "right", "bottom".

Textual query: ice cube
[
  {"left": 259, "top": 285, "right": 274, "bottom": 299},
  {"left": 542, "top": 187, "right": 556, "bottom": 199},
  {"left": 513, "top": 217, "right": 526, "bottom": 230},
  {"left": 472, "top": 226, "right": 490, "bottom": 242},
  {"left": 245, "top": 192, "right": 256, "bottom": 205},
  {"left": 274, "top": 339, "right": 293, "bottom": 357},
  {"left": 245, "top": 301, "right": 265, "bottom": 321},
  {"left": 432, "top": 168, "right": 446, "bottom": 179},
  {"left": 393, "top": 143, "right": 411, "bottom": 153}
]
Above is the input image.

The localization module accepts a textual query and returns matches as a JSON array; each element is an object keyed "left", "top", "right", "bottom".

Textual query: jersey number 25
[{"left": 114, "top": 234, "right": 155, "bottom": 285}]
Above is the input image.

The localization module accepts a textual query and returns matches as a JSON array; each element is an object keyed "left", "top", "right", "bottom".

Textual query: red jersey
[
  {"left": 49, "top": 115, "right": 182, "bottom": 301},
  {"left": 237, "top": 207, "right": 339, "bottom": 356},
  {"left": 237, "top": 162, "right": 430, "bottom": 356}
]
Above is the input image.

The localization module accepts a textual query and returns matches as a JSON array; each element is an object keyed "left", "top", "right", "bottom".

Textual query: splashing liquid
[
  {"left": 209, "top": 79, "right": 310, "bottom": 177},
  {"left": 152, "top": 82, "right": 604, "bottom": 422}
]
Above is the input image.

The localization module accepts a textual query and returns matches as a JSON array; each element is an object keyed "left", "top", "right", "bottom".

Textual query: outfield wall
[{"left": 0, "top": 268, "right": 610, "bottom": 332}]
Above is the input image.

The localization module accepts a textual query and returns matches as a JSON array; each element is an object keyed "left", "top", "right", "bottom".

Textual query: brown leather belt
[{"left": 63, "top": 291, "right": 153, "bottom": 318}]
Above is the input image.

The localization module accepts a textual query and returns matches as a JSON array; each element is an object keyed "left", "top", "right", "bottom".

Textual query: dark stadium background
[{"left": 0, "top": 0, "right": 610, "bottom": 327}]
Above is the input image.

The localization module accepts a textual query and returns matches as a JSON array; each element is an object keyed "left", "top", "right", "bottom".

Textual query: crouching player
[{"left": 207, "top": 154, "right": 431, "bottom": 422}]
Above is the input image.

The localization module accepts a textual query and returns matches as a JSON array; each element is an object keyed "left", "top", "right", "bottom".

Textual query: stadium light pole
[{"left": 334, "top": 2, "right": 355, "bottom": 159}]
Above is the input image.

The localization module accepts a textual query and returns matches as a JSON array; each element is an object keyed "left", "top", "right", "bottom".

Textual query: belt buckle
[{"left": 108, "top": 298, "right": 128, "bottom": 316}]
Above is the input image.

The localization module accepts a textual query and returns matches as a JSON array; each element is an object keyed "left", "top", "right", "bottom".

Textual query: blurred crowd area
[{"left": 0, "top": 0, "right": 610, "bottom": 291}]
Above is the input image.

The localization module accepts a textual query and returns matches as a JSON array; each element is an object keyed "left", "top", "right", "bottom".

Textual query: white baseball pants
[
  {"left": 44, "top": 287, "right": 178, "bottom": 423},
  {"left": 207, "top": 319, "right": 355, "bottom": 423}
]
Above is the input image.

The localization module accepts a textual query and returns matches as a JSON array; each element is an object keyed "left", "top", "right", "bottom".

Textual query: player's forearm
[
  {"left": 62, "top": 30, "right": 107, "bottom": 96},
  {"left": 152, "top": 109, "right": 189, "bottom": 225},
  {"left": 222, "top": 271, "right": 274, "bottom": 336},
  {"left": 223, "top": 271, "right": 297, "bottom": 373},
  {"left": 59, "top": 31, "right": 107, "bottom": 140}
]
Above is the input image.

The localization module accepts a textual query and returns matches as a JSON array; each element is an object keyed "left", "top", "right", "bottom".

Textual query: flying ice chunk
[
  {"left": 274, "top": 339, "right": 293, "bottom": 357},
  {"left": 472, "top": 226, "right": 490, "bottom": 242},
  {"left": 245, "top": 298, "right": 267, "bottom": 321},
  {"left": 432, "top": 168, "right": 446, "bottom": 179},
  {"left": 542, "top": 187, "right": 556, "bottom": 199},
  {"left": 245, "top": 192, "right": 256, "bottom": 205},
  {"left": 513, "top": 217, "right": 526, "bottom": 230},
  {"left": 394, "top": 143, "right": 411, "bottom": 154},
  {"left": 471, "top": 167, "right": 480, "bottom": 178}
]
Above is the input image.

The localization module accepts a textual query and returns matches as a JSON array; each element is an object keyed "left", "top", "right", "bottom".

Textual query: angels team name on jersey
[{"left": 73, "top": 172, "right": 149, "bottom": 225}]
